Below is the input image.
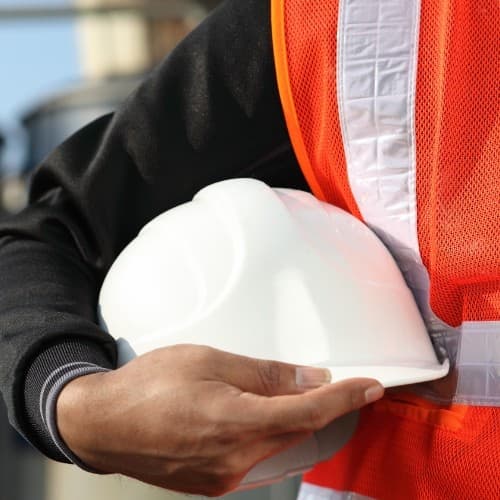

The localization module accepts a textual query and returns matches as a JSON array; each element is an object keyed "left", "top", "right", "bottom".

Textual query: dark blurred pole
[
  {"left": 0, "top": 133, "right": 5, "bottom": 217},
  {"left": 0, "top": 132, "right": 4, "bottom": 170}
]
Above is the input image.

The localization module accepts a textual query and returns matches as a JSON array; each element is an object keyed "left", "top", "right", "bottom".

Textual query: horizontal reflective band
[
  {"left": 454, "top": 322, "right": 500, "bottom": 405},
  {"left": 298, "top": 483, "right": 374, "bottom": 500},
  {"left": 413, "top": 321, "right": 500, "bottom": 406}
]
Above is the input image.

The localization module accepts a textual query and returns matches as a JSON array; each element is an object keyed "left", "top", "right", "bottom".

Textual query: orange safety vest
[{"left": 272, "top": 0, "right": 499, "bottom": 499}]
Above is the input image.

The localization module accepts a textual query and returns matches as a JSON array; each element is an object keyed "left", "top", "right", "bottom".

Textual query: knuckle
[
  {"left": 210, "top": 423, "right": 239, "bottom": 449},
  {"left": 161, "top": 343, "right": 199, "bottom": 360},
  {"left": 305, "top": 401, "right": 325, "bottom": 430},
  {"left": 257, "top": 360, "right": 282, "bottom": 394},
  {"left": 206, "top": 408, "right": 239, "bottom": 445},
  {"left": 349, "top": 387, "right": 364, "bottom": 410},
  {"left": 188, "top": 344, "right": 216, "bottom": 365}
]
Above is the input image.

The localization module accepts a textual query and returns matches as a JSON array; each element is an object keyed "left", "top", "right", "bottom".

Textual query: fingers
[
  {"left": 206, "top": 347, "right": 332, "bottom": 396},
  {"left": 235, "top": 378, "right": 384, "bottom": 436}
]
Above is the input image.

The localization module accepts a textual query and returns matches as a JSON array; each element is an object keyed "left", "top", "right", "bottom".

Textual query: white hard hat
[{"left": 98, "top": 178, "right": 449, "bottom": 489}]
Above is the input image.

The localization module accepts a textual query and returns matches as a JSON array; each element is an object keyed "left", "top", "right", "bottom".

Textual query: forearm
[{"left": 0, "top": 232, "right": 117, "bottom": 460}]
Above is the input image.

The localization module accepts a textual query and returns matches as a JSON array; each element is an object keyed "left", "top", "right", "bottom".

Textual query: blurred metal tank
[{"left": 21, "top": 75, "right": 143, "bottom": 173}]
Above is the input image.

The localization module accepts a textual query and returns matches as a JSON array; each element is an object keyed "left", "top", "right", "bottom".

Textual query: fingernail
[
  {"left": 296, "top": 367, "right": 332, "bottom": 389},
  {"left": 364, "top": 384, "right": 384, "bottom": 403}
]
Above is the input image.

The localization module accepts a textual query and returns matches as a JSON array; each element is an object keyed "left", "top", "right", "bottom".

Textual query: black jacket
[{"left": 0, "top": 0, "right": 307, "bottom": 461}]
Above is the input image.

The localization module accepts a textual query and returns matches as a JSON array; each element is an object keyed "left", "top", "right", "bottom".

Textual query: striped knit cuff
[
  {"left": 23, "top": 340, "right": 115, "bottom": 463},
  {"left": 42, "top": 363, "right": 111, "bottom": 472}
]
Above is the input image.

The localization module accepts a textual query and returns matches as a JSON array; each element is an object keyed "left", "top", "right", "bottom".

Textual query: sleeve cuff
[
  {"left": 43, "top": 363, "right": 110, "bottom": 472},
  {"left": 23, "top": 339, "right": 115, "bottom": 462}
]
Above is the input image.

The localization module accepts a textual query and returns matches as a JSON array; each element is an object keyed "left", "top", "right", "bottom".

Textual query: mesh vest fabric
[{"left": 272, "top": 0, "right": 500, "bottom": 498}]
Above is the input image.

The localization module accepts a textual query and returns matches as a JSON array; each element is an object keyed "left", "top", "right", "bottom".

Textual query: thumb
[{"left": 213, "top": 350, "right": 332, "bottom": 396}]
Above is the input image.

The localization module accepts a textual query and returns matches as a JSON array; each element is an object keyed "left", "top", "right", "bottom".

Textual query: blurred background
[{"left": 0, "top": 1, "right": 300, "bottom": 498}]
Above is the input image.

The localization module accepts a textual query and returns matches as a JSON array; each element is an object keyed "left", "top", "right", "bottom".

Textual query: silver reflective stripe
[
  {"left": 454, "top": 322, "right": 500, "bottom": 405},
  {"left": 298, "top": 483, "right": 374, "bottom": 500},
  {"left": 336, "top": 0, "right": 498, "bottom": 405},
  {"left": 337, "top": 0, "right": 421, "bottom": 255}
]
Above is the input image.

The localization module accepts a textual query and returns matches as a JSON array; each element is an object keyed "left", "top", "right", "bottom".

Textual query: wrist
[{"left": 56, "top": 371, "right": 112, "bottom": 473}]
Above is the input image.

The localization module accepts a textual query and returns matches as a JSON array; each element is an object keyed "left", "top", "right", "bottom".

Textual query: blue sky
[{"left": 0, "top": 0, "right": 80, "bottom": 170}]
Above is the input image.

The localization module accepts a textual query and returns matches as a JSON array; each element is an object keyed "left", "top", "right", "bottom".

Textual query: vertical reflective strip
[
  {"left": 455, "top": 322, "right": 500, "bottom": 405},
  {"left": 337, "top": 0, "right": 419, "bottom": 252},
  {"left": 336, "top": 0, "right": 457, "bottom": 361},
  {"left": 298, "top": 483, "right": 374, "bottom": 500}
]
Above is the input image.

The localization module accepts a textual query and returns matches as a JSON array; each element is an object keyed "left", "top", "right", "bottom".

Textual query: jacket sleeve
[{"left": 0, "top": 0, "right": 307, "bottom": 461}]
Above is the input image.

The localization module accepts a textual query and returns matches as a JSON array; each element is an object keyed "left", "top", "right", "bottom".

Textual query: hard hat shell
[
  {"left": 98, "top": 178, "right": 449, "bottom": 488},
  {"left": 99, "top": 178, "right": 448, "bottom": 386}
]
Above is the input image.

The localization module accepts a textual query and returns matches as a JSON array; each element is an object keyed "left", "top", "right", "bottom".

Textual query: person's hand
[{"left": 57, "top": 344, "right": 384, "bottom": 496}]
